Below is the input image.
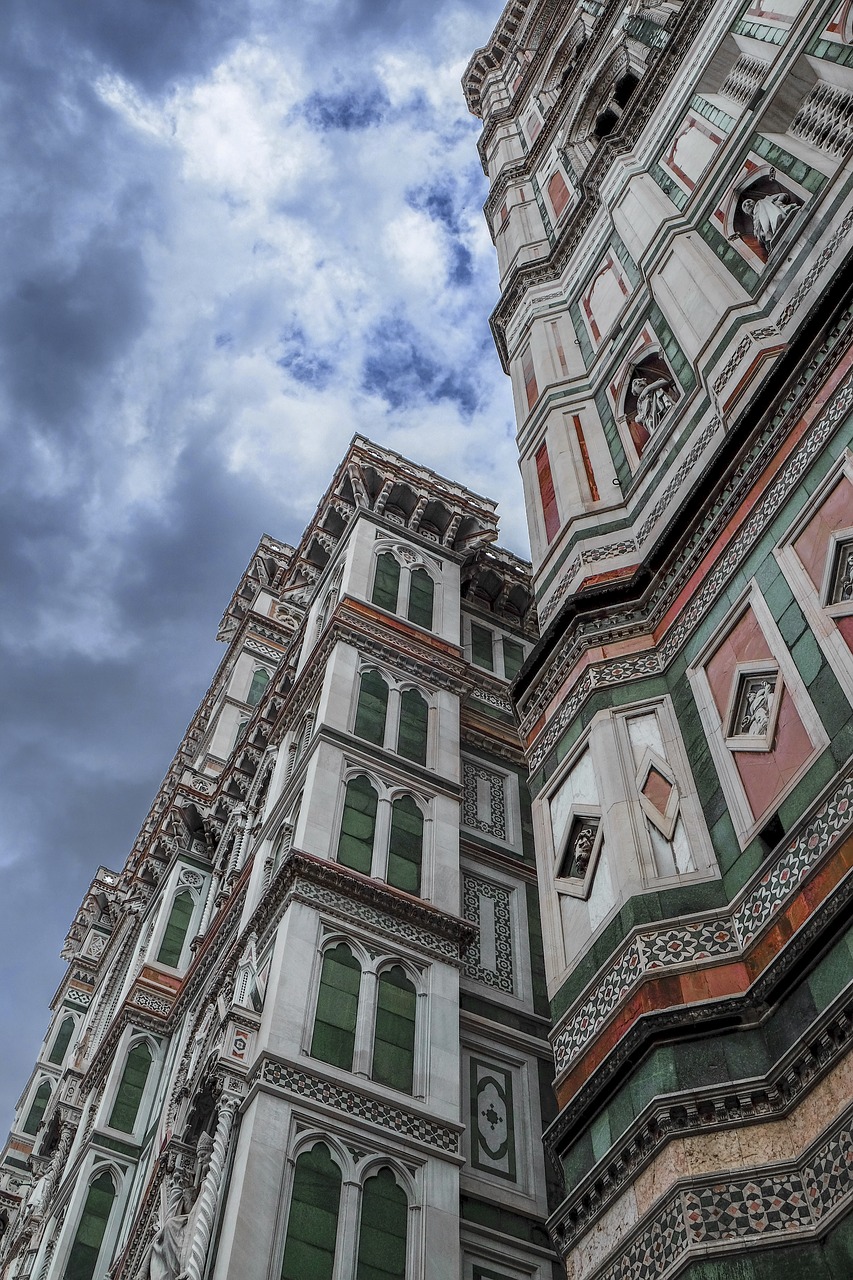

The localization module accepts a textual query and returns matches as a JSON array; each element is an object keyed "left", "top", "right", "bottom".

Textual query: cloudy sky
[{"left": 0, "top": 0, "right": 525, "bottom": 1124}]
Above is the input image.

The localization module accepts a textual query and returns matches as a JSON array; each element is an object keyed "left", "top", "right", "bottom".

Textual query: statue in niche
[
  {"left": 134, "top": 1132, "right": 213, "bottom": 1280},
  {"left": 733, "top": 172, "right": 802, "bottom": 262},
  {"left": 623, "top": 355, "right": 678, "bottom": 457},
  {"left": 572, "top": 821, "right": 598, "bottom": 876},
  {"left": 739, "top": 677, "right": 775, "bottom": 737}
]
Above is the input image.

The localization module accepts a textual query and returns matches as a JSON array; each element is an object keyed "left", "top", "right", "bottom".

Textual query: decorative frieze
[
  {"left": 577, "top": 1105, "right": 853, "bottom": 1279},
  {"left": 257, "top": 1057, "right": 460, "bottom": 1153},
  {"left": 462, "top": 874, "right": 515, "bottom": 994}
]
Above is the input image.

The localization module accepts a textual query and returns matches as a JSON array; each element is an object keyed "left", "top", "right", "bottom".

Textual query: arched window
[
  {"left": 108, "top": 1041, "right": 153, "bottom": 1133},
  {"left": 247, "top": 668, "right": 270, "bottom": 706},
  {"left": 387, "top": 797, "right": 423, "bottom": 895},
  {"left": 372, "top": 553, "right": 401, "bottom": 613},
  {"left": 65, "top": 1170, "right": 115, "bottom": 1280},
  {"left": 372, "top": 966, "right": 416, "bottom": 1094},
  {"left": 311, "top": 945, "right": 362, "bottom": 1071},
  {"left": 354, "top": 671, "right": 389, "bottom": 745},
  {"left": 21, "top": 1080, "right": 51, "bottom": 1136},
  {"left": 281, "top": 1143, "right": 342, "bottom": 1280},
  {"left": 48, "top": 1015, "right": 75, "bottom": 1066},
  {"left": 337, "top": 776, "right": 378, "bottom": 875},
  {"left": 407, "top": 568, "right": 434, "bottom": 629},
  {"left": 356, "top": 1167, "right": 408, "bottom": 1280},
  {"left": 397, "top": 690, "right": 428, "bottom": 765},
  {"left": 156, "top": 890, "right": 194, "bottom": 968}
]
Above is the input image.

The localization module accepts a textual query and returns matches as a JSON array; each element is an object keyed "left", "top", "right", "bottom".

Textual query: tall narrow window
[
  {"left": 48, "top": 1015, "right": 75, "bottom": 1066},
  {"left": 65, "top": 1171, "right": 115, "bottom": 1280},
  {"left": 311, "top": 945, "right": 361, "bottom": 1071},
  {"left": 372, "top": 966, "right": 416, "bottom": 1093},
  {"left": 372, "top": 554, "right": 401, "bottom": 613},
  {"left": 21, "top": 1081, "right": 51, "bottom": 1136},
  {"left": 247, "top": 668, "right": 270, "bottom": 706},
  {"left": 387, "top": 797, "right": 423, "bottom": 895},
  {"left": 407, "top": 569, "right": 434, "bottom": 630},
  {"left": 108, "top": 1042, "right": 153, "bottom": 1133},
  {"left": 397, "top": 690, "right": 428, "bottom": 765},
  {"left": 156, "top": 890, "right": 194, "bottom": 968},
  {"left": 337, "top": 776, "right": 378, "bottom": 875},
  {"left": 502, "top": 638, "right": 524, "bottom": 681},
  {"left": 470, "top": 623, "right": 494, "bottom": 671},
  {"left": 356, "top": 1167, "right": 408, "bottom": 1280},
  {"left": 280, "top": 1143, "right": 342, "bottom": 1280},
  {"left": 535, "top": 442, "right": 560, "bottom": 542},
  {"left": 354, "top": 671, "right": 389, "bottom": 746}
]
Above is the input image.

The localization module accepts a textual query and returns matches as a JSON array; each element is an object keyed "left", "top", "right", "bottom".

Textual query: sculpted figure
[
  {"left": 573, "top": 823, "right": 597, "bottom": 875},
  {"left": 135, "top": 1134, "right": 213, "bottom": 1280},
  {"left": 740, "top": 679, "right": 774, "bottom": 737},
  {"left": 838, "top": 554, "right": 853, "bottom": 602},
  {"left": 741, "top": 191, "right": 797, "bottom": 255},
  {"left": 631, "top": 373, "right": 674, "bottom": 436}
]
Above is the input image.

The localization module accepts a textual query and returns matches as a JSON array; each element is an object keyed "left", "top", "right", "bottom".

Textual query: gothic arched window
[
  {"left": 310, "top": 945, "right": 362, "bottom": 1071},
  {"left": 337, "top": 776, "right": 378, "bottom": 875},
  {"left": 280, "top": 1144, "right": 342, "bottom": 1280},
  {"left": 372, "top": 967, "right": 416, "bottom": 1094},
  {"left": 372, "top": 553, "right": 401, "bottom": 613},
  {"left": 48, "top": 1014, "right": 75, "bottom": 1065},
  {"left": 355, "top": 1167, "right": 408, "bottom": 1280},
  {"left": 156, "top": 890, "right": 194, "bottom": 969},
  {"left": 108, "top": 1041, "right": 153, "bottom": 1133},
  {"left": 397, "top": 689, "right": 428, "bottom": 764},
  {"left": 354, "top": 671, "right": 389, "bottom": 745},
  {"left": 247, "top": 667, "right": 270, "bottom": 707},
  {"left": 387, "top": 796, "right": 423, "bottom": 895},
  {"left": 21, "top": 1080, "right": 51, "bottom": 1135},
  {"left": 407, "top": 568, "right": 434, "bottom": 629},
  {"left": 65, "top": 1170, "right": 116, "bottom": 1280}
]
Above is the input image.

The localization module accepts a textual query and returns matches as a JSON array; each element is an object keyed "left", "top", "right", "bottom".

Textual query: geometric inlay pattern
[
  {"left": 461, "top": 874, "right": 514, "bottom": 994},
  {"left": 586, "top": 1107, "right": 853, "bottom": 1278},
  {"left": 551, "top": 770, "right": 853, "bottom": 1071},
  {"left": 462, "top": 761, "right": 508, "bottom": 841},
  {"left": 259, "top": 1057, "right": 460, "bottom": 1152}
]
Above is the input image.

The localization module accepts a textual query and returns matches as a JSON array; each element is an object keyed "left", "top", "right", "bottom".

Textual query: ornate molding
[
  {"left": 550, "top": 998, "right": 853, "bottom": 1252},
  {"left": 256, "top": 1057, "right": 461, "bottom": 1153}
]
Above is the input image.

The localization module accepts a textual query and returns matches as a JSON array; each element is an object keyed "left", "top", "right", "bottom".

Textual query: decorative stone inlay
[
  {"left": 130, "top": 991, "right": 173, "bottom": 1016},
  {"left": 462, "top": 761, "right": 508, "bottom": 840},
  {"left": 461, "top": 874, "right": 514, "bottom": 994},
  {"left": 581, "top": 1107, "right": 853, "bottom": 1279},
  {"left": 294, "top": 877, "right": 464, "bottom": 962},
  {"left": 528, "top": 360, "right": 853, "bottom": 773},
  {"left": 469, "top": 688, "right": 513, "bottom": 714},
  {"left": 549, "top": 1001, "right": 853, "bottom": 1251},
  {"left": 551, "top": 769, "right": 853, "bottom": 1072},
  {"left": 258, "top": 1057, "right": 460, "bottom": 1152}
]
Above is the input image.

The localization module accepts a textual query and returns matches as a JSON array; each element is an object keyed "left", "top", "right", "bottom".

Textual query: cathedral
[{"left": 3, "top": 0, "right": 853, "bottom": 1275}]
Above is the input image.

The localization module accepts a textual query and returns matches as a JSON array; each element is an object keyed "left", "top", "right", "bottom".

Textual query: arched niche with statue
[
  {"left": 731, "top": 169, "right": 803, "bottom": 263},
  {"left": 617, "top": 349, "right": 680, "bottom": 463}
]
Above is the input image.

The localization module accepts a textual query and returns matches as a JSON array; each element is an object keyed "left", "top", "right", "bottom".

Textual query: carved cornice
[{"left": 255, "top": 850, "right": 477, "bottom": 964}]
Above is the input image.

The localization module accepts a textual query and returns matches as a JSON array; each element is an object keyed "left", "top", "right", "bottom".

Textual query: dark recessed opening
[{"left": 759, "top": 812, "right": 785, "bottom": 852}]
